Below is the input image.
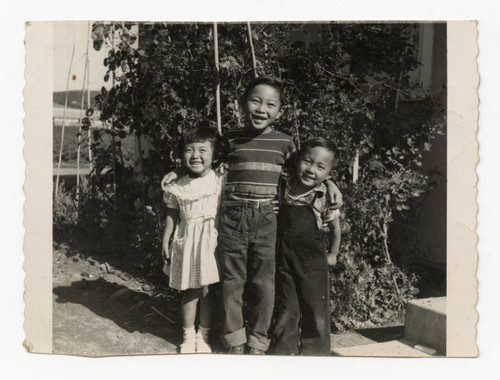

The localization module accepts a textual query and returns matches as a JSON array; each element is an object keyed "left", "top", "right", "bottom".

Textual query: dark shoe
[
  {"left": 228, "top": 344, "right": 245, "bottom": 354},
  {"left": 249, "top": 348, "right": 265, "bottom": 355}
]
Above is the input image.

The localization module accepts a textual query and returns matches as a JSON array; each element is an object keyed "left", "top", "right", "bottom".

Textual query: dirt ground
[
  {"left": 53, "top": 240, "right": 182, "bottom": 356},
  {"left": 52, "top": 237, "right": 404, "bottom": 357}
]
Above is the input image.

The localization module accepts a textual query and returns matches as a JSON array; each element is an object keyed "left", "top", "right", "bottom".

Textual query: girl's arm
[
  {"left": 162, "top": 208, "right": 179, "bottom": 262},
  {"left": 326, "top": 217, "right": 341, "bottom": 266},
  {"left": 325, "top": 180, "right": 343, "bottom": 209}
]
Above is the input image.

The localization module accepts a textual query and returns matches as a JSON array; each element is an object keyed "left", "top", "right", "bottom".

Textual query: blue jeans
[{"left": 217, "top": 199, "right": 277, "bottom": 351}]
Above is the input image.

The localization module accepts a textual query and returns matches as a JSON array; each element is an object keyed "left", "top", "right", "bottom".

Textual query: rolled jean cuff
[
  {"left": 221, "top": 328, "right": 247, "bottom": 348},
  {"left": 247, "top": 334, "right": 270, "bottom": 351}
]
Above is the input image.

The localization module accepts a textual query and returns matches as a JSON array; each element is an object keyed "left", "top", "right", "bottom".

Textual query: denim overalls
[{"left": 272, "top": 190, "right": 331, "bottom": 356}]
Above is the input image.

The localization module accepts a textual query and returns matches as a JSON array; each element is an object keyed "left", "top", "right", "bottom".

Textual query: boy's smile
[
  {"left": 244, "top": 84, "right": 282, "bottom": 133},
  {"left": 295, "top": 146, "right": 335, "bottom": 190}
]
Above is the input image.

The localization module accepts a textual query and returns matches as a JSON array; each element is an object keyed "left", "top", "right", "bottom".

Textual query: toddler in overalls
[{"left": 272, "top": 137, "right": 341, "bottom": 356}]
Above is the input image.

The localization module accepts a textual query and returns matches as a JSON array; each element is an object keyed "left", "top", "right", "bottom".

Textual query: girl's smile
[
  {"left": 244, "top": 84, "right": 282, "bottom": 133},
  {"left": 183, "top": 141, "right": 213, "bottom": 177}
]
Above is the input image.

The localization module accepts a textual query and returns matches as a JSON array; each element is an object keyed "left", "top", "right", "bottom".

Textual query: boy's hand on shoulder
[
  {"left": 216, "top": 162, "right": 229, "bottom": 174},
  {"left": 325, "top": 180, "right": 343, "bottom": 210},
  {"left": 161, "top": 171, "right": 178, "bottom": 191}
]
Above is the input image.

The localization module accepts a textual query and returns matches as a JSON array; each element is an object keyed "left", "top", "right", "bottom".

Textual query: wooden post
[
  {"left": 87, "top": 22, "right": 93, "bottom": 174},
  {"left": 110, "top": 23, "right": 118, "bottom": 211},
  {"left": 55, "top": 45, "right": 75, "bottom": 198},
  {"left": 293, "top": 102, "right": 301, "bottom": 150},
  {"left": 76, "top": 23, "right": 90, "bottom": 204},
  {"left": 247, "top": 22, "right": 258, "bottom": 78},
  {"left": 213, "top": 23, "right": 222, "bottom": 136},
  {"left": 353, "top": 149, "right": 359, "bottom": 183}
]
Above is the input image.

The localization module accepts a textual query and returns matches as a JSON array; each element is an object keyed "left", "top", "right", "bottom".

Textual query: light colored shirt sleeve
[
  {"left": 323, "top": 206, "right": 341, "bottom": 224},
  {"left": 163, "top": 187, "right": 179, "bottom": 209}
]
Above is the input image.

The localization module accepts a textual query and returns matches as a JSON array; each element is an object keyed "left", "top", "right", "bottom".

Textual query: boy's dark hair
[
  {"left": 180, "top": 125, "right": 228, "bottom": 168},
  {"left": 298, "top": 137, "right": 339, "bottom": 166},
  {"left": 241, "top": 77, "right": 285, "bottom": 106}
]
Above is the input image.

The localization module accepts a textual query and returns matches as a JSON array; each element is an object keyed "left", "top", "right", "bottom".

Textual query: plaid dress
[{"left": 164, "top": 170, "right": 224, "bottom": 290}]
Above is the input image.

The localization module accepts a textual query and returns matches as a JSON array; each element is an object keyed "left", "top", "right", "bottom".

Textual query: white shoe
[
  {"left": 179, "top": 337, "right": 196, "bottom": 354},
  {"left": 195, "top": 333, "right": 212, "bottom": 353}
]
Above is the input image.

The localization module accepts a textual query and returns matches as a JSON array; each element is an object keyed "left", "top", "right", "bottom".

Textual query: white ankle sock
[{"left": 183, "top": 326, "right": 196, "bottom": 340}]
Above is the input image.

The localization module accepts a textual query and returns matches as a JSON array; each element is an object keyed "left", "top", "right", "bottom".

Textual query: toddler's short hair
[
  {"left": 241, "top": 77, "right": 285, "bottom": 106},
  {"left": 298, "top": 137, "right": 339, "bottom": 166}
]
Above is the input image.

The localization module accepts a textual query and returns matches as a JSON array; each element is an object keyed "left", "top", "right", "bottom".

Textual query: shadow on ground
[
  {"left": 54, "top": 278, "right": 178, "bottom": 341},
  {"left": 53, "top": 277, "right": 225, "bottom": 355},
  {"left": 53, "top": 228, "right": 159, "bottom": 287},
  {"left": 355, "top": 325, "right": 404, "bottom": 343}
]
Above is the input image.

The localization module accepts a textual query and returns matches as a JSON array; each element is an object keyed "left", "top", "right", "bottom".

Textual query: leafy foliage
[{"left": 59, "top": 22, "right": 446, "bottom": 330}]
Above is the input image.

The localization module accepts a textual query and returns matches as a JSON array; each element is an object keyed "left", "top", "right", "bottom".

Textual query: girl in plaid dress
[{"left": 162, "top": 127, "right": 225, "bottom": 354}]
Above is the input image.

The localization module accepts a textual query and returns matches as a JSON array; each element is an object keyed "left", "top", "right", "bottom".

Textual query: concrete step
[
  {"left": 332, "top": 339, "right": 432, "bottom": 357},
  {"left": 404, "top": 297, "right": 446, "bottom": 355}
]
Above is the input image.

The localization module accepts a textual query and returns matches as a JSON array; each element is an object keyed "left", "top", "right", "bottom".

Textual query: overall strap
[{"left": 309, "top": 188, "right": 323, "bottom": 206}]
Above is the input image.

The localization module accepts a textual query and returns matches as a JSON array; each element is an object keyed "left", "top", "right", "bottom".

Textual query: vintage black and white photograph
[{"left": 23, "top": 20, "right": 477, "bottom": 358}]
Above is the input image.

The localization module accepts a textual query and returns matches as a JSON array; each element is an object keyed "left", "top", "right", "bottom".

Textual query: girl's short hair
[
  {"left": 183, "top": 126, "right": 218, "bottom": 148},
  {"left": 181, "top": 125, "right": 228, "bottom": 167},
  {"left": 241, "top": 77, "right": 285, "bottom": 106},
  {"left": 298, "top": 137, "right": 339, "bottom": 165}
]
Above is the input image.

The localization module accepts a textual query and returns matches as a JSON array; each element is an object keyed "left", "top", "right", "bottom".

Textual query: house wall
[{"left": 414, "top": 23, "right": 447, "bottom": 267}]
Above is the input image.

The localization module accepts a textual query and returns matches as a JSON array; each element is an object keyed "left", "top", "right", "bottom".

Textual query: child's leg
[
  {"left": 272, "top": 243, "right": 301, "bottom": 355},
  {"left": 199, "top": 286, "right": 212, "bottom": 329},
  {"left": 180, "top": 288, "right": 200, "bottom": 353},
  {"left": 181, "top": 288, "right": 200, "bottom": 328},
  {"left": 298, "top": 264, "right": 331, "bottom": 356},
  {"left": 245, "top": 204, "right": 277, "bottom": 352},
  {"left": 217, "top": 202, "right": 250, "bottom": 349},
  {"left": 196, "top": 286, "right": 213, "bottom": 353}
]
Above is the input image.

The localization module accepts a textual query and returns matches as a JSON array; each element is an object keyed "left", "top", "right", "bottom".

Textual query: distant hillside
[{"left": 53, "top": 90, "right": 101, "bottom": 109}]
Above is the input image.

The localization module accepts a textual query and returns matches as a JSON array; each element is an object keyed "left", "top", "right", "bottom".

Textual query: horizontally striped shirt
[{"left": 224, "top": 128, "right": 295, "bottom": 200}]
